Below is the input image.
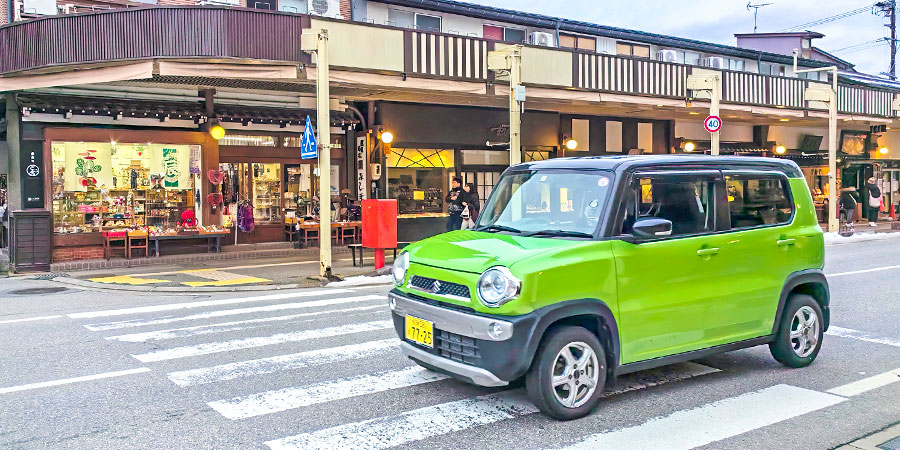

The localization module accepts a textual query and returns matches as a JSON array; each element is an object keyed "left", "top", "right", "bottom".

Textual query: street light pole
[
  {"left": 487, "top": 45, "right": 523, "bottom": 166},
  {"left": 794, "top": 49, "right": 839, "bottom": 233},
  {"left": 303, "top": 29, "right": 333, "bottom": 278}
]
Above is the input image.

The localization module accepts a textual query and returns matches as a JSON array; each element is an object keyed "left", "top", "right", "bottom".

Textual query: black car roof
[{"left": 511, "top": 155, "right": 802, "bottom": 178}]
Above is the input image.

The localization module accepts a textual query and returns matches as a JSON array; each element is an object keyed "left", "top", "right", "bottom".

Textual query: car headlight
[
  {"left": 392, "top": 251, "right": 409, "bottom": 286},
  {"left": 476, "top": 266, "right": 521, "bottom": 308}
]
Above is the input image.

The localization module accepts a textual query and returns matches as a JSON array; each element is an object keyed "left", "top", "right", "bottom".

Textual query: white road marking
[
  {"left": 827, "top": 263, "right": 900, "bottom": 278},
  {"left": 827, "top": 367, "right": 900, "bottom": 397},
  {"left": 560, "top": 384, "right": 845, "bottom": 450},
  {"left": 168, "top": 339, "right": 400, "bottom": 386},
  {"left": 0, "top": 315, "right": 63, "bottom": 324},
  {"left": 133, "top": 320, "right": 394, "bottom": 363},
  {"left": 67, "top": 289, "right": 353, "bottom": 319},
  {"left": 264, "top": 362, "right": 720, "bottom": 450},
  {"left": 84, "top": 295, "right": 384, "bottom": 331},
  {"left": 265, "top": 390, "right": 537, "bottom": 450},
  {"left": 115, "top": 260, "right": 319, "bottom": 277},
  {"left": 105, "top": 305, "right": 387, "bottom": 342},
  {"left": 827, "top": 326, "right": 900, "bottom": 347},
  {"left": 0, "top": 368, "right": 151, "bottom": 395},
  {"left": 210, "top": 367, "right": 447, "bottom": 420}
]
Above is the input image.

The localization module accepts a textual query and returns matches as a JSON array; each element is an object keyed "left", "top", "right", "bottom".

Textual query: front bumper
[{"left": 389, "top": 290, "right": 540, "bottom": 386}]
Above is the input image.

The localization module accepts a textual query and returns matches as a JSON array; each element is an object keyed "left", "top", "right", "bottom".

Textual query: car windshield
[{"left": 475, "top": 170, "right": 613, "bottom": 237}]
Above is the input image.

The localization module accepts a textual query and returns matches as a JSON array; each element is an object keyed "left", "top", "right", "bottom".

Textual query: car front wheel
[
  {"left": 769, "top": 294, "right": 824, "bottom": 368},
  {"left": 525, "top": 326, "right": 606, "bottom": 420}
]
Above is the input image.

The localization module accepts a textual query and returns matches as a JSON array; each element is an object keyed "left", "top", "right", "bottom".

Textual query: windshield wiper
[
  {"left": 475, "top": 224, "right": 522, "bottom": 233},
  {"left": 525, "top": 229, "right": 594, "bottom": 238}
]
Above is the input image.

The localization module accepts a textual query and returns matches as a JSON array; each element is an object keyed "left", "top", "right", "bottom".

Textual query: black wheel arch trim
[
  {"left": 522, "top": 299, "right": 621, "bottom": 384},
  {"left": 774, "top": 269, "right": 830, "bottom": 334}
]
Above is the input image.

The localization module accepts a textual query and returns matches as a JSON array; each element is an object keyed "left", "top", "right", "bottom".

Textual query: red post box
[{"left": 361, "top": 199, "right": 397, "bottom": 269}]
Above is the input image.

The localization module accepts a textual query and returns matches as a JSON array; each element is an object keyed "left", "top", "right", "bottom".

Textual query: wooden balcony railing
[
  {"left": 721, "top": 70, "right": 806, "bottom": 109},
  {"left": 403, "top": 30, "right": 490, "bottom": 80},
  {"left": 573, "top": 53, "right": 689, "bottom": 99}
]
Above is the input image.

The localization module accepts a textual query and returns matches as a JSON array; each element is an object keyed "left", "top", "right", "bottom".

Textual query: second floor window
[
  {"left": 416, "top": 13, "right": 441, "bottom": 32},
  {"left": 759, "top": 62, "right": 786, "bottom": 76},
  {"left": 616, "top": 42, "right": 651, "bottom": 58},
  {"left": 483, "top": 25, "right": 526, "bottom": 43},
  {"left": 560, "top": 33, "right": 597, "bottom": 51}
]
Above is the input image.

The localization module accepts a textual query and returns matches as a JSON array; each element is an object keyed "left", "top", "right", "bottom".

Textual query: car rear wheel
[
  {"left": 525, "top": 326, "right": 606, "bottom": 420},
  {"left": 769, "top": 294, "right": 824, "bottom": 368}
]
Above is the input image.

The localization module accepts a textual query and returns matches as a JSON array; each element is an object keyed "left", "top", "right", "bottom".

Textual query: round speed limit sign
[{"left": 704, "top": 115, "right": 722, "bottom": 133}]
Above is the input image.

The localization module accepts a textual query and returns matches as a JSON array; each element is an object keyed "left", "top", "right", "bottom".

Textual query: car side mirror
[{"left": 632, "top": 217, "right": 673, "bottom": 239}]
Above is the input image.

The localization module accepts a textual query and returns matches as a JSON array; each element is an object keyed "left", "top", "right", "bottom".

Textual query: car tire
[
  {"left": 525, "top": 326, "right": 606, "bottom": 420},
  {"left": 769, "top": 294, "right": 824, "bottom": 368}
]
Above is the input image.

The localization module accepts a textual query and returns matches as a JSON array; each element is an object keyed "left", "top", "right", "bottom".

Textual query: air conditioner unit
[
  {"left": 705, "top": 56, "right": 726, "bottom": 69},
  {"left": 656, "top": 49, "right": 678, "bottom": 63},
  {"left": 530, "top": 31, "right": 554, "bottom": 47},
  {"left": 307, "top": 0, "right": 341, "bottom": 18}
]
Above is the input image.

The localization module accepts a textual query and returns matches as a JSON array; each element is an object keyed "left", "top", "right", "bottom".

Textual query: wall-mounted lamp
[
  {"left": 879, "top": 146, "right": 889, "bottom": 155},
  {"left": 683, "top": 141, "right": 696, "bottom": 152},
  {"left": 775, "top": 145, "right": 786, "bottom": 154},
  {"left": 209, "top": 122, "right": 226, "bottom": 140},
  {"left": 563, "top": 136, "right": 577, "bottom": 150},
  {"left": 380, "top": 131, "right": 394, "bottom": 144}
]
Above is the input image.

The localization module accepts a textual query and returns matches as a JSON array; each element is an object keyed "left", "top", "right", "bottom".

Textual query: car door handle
[
  {"left": 696, "top": 248, "right": 719, "bottom": 257},
  {"left": 777, "top": 238, "right": 797, "bottom": 246}
]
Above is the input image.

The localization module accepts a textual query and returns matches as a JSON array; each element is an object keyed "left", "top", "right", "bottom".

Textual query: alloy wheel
[
  {"left": 551, "top": 341, "right": 600, "bottom": 408},
  {"left": 790, "top": 305, "right": 820, "bottom": 358}
]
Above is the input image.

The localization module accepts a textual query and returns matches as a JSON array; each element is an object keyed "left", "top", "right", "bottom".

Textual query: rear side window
[{"left": 725, "top": 174, "right": 793, "bottom": 229}]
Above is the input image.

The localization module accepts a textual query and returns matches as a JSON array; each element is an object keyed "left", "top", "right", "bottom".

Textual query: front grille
[
  {"left": 407, "top": 292, "right": 476, "bottom": 313},
  {"left": 435, "top": 330, "right": 481, "bottom": 366},
  {"left": 409, "top": 275, "right": 471, "bottom": 300}
]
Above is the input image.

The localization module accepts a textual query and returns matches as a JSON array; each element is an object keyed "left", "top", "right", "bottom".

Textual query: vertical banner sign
[
  {"left": 189, "top": 145, "right": 201, "bottom": 174},
  {"left": 21, "top": 141, "right": 44, "bottom": 209},
  {"left": 163, "top": 147, "right": 180, "bottom": 188},
  {"left": 356, "top": 135, "right": 368, "bottom": 200},
  {"left": 300, "top": 116, "right": 318, "bottom": 160}
]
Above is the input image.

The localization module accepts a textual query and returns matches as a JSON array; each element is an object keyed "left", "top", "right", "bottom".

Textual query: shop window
[
  {"left": 617, "top": 42, "right": 650, "bottom": 58},
  {"left": 387, "top": 148, "right": 454, "bottom": 216},
  {"left": 51, "top": 141, "right": 198, "bottom": 234},
  {"left": 220, "top": 163, "right": 283, "bottom": 226},
  {"left": 560, "top": 33, "right": 597, "bottom": 51},
  {"left": 415, "top": 13, "right": 441, "bottom": 32},
  {"left": 219, "top": 135, "right": 276, "bottom": 147},
  {"left": 725, "top": 174, "right": 793, "bottom": 228}
]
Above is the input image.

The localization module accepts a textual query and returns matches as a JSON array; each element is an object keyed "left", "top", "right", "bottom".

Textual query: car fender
[{"left": 773, "top": 269, "right": 830, "bottom": 333}]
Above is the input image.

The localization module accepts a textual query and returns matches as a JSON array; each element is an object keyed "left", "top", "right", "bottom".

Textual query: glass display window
[
  {"left": 219, "top": 162, "right": 283, "bottom": 225},
  {"left": 387, "top": 148, "right": 455, "bottom": 216},
  {"left": 51, "top": 141, "right": 197, "bottom": 234}
]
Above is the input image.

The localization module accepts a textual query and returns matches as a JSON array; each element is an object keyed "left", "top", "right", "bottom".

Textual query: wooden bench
[{"left": 349, "top": 242, "right": 411, "bottom": 267}]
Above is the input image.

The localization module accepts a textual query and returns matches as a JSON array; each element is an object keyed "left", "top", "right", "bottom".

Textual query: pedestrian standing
[
  {"left": 865, "top": 176, "right": 882, "bottom": 227},
  {"left": 460, "top": 183, "right": 480, "bottom": 230},
  {"left": 445, "top": 177, "right": 464, "bottom": 231},
  {"left": 839, "top": 187, "right": 857, "bottom": 225}
]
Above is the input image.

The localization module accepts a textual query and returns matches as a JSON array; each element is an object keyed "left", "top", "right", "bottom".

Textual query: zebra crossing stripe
[
  {"left": 168, "top": 339, "right": 400, "bottom": 386},
  {"left": 84, "top": 295, "right": 385, "bottom": 331},
  {"left": 264, "top": 390, "right": 537, "bottom": 450},
  {"left": 133, "top": 320, "right": 395, "bottom": 363},
  {"left": 559, "top": 384, "right": 845, "bottom": 450},
  {"left": 209, "top": 367, "right": 447, "bottom": 420},
  {"left": 105, "top": 305, "right": 387, "bottom": 343},
  {"left": 263, "top": 362, "right": 720, "bottom": 450},
  {"left": 68, "top": 289, "right": 354, "bottom": 319}
]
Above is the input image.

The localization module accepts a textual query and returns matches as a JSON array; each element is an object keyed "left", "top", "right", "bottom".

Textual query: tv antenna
[{"left": 747, "top": 2, "right": 774, "bottom": 33}]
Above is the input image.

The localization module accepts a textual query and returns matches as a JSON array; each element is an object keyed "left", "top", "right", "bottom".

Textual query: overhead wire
[{"left": 778, "top": 4, "right": 875, "bottom": 32}]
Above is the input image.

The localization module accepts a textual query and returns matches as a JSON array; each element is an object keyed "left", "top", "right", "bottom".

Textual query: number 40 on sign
[{"left": 704, "top": 115, "right": 722, "bottom": 133}]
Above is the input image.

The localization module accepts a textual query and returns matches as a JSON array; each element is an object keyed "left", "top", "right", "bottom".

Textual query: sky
[{"left": 465, "top": 0, "right": 894, "bottom": 75}]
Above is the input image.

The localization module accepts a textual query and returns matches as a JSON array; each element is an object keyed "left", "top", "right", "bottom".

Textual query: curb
[{"left": 836, "top": 422, "right": 900, "bottom": 450}]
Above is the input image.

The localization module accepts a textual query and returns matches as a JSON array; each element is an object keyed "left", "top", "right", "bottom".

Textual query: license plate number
[{"left": 405, "top": 315, "right": 434, "bottom": 348}]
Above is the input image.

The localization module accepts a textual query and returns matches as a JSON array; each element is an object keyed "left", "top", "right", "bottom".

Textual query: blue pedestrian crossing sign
[{"left": 300, "top": 115, "right": 317, "bottom": 159}]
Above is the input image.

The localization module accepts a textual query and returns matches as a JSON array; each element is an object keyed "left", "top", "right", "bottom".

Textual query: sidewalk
[{"left": 27, "top": 248, "right": 395, "bottom": 293}]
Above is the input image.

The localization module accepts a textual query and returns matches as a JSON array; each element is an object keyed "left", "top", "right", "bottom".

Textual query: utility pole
[
  {"left": 302, "top": 29, "right": 333, "bottom": 278},
  {"left": 487, "top": 45, "right": 524, "bottom": 166},
  {"left": 877, "top": 0, "right": 897, "bottom": 80}
]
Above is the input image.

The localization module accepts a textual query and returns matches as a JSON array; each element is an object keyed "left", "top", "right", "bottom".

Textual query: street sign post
[
  {"left": 300, "top": 115, "right": 317, "bottom": 160},
  {"left": 704, "top": 115, "right": 722, "bottom": 133}
]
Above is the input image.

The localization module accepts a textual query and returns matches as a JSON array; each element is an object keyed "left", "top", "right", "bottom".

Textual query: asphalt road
[{"left": 1, "top": 238, "right": 899, "bottom": 449}]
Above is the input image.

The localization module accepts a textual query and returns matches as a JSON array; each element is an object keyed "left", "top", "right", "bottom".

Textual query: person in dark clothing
[
  {"left": 460, "top": 182, "right": 480, "bottom": 229},
  {"left": 864, "top": 177, "right": 882, "bottom": 227},
  {"left": 445, "top": 177, "right": 464, "bottom": 231},
  {"left": 839, "top": 187, "right": 858, "bottom": 224}
]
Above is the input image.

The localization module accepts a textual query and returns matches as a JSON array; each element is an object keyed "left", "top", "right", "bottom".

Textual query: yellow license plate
[{"left": 405, "top": 315, "right": 434, "bottom": 348}]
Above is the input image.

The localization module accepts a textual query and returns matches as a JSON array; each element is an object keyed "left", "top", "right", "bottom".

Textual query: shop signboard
[
  {"left": 21, "top": 141, "right": 44, "bottom": 209},
  {"left": 356, "top": 136, "right": 367, "bottom": 200},
  {"left": 301, "top": 116, "right": 317, "bottom": 160}
]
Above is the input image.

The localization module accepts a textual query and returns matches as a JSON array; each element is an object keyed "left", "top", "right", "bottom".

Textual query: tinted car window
[
  {"left": 622, "top": 177, "right": 716, "bottom": 236},
  {"left": 725, "top": 175, "right": 793, "bottom": 228}
]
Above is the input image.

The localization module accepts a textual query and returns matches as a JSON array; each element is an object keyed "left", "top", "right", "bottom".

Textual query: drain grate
[
  {"left": 7, "top": 287, "right": 71, "bottom": 296},
  {"left": 880, "top": 436, "right": 900, "bottom": 450},
  {"left": 30, "top": 273, "right": 69, "bottom": 281}
]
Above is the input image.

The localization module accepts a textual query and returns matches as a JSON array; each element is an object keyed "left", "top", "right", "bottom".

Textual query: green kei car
[{"left": 389, "top": 155, "right": 829, "bottom": 420}]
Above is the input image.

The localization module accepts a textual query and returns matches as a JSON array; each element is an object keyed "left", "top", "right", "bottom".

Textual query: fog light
[
  {"left": 487, "top": 322, "right": 504, "bottom": 339},
  {"left": 389, "top": 296, "right": 396, "bottom": 310}
]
